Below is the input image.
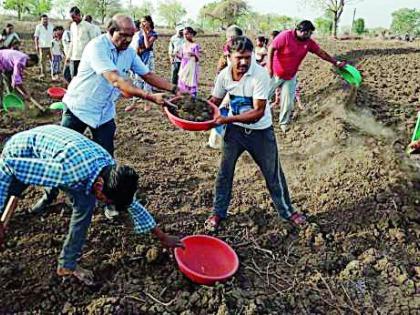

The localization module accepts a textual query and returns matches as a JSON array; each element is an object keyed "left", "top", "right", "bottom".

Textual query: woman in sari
[{"left": 177, "top": 27, "right": 201, "bottom": 98}]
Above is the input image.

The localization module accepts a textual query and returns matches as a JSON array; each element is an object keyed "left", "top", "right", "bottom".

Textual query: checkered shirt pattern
[{"left": 0, "top": 125, "right": 156, "bottom": 233}]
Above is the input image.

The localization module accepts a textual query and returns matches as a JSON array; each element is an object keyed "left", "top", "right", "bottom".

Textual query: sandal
[
  {"left": 289, "top": 212, "right": 307, "bottom": 226},
  {"left": 57, "top": 265, "right": 95, "bottom": 286},
  {"left": 205, "top": 214, "right": 223, "bottom": 231}
]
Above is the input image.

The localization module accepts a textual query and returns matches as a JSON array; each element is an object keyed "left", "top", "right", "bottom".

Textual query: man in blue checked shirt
[
  {"left": 33, "top": 14, "right": 180, "bottom": 220},
  {"left": 0, "top": 125, "right": 183, "bottom": 285}
]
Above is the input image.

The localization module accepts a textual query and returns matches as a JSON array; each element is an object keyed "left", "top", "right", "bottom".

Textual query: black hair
[
  {"left": 69, "top": 6, "right": 81, "bottom": 15},
  {"left": 184, "top": 26, "right": 197, "bottom": 36},
  {"left": 134, "top": 19, "right": 141, "bottom": 30},
  {"left": 53, "top": 25, "right": 64, "bottom": 32},
  {"left": 297, "top": 20, "right": 315, "bottom": 32},
  {"left": 257, "top": 35, "right": 266, "bottom": 42},
  {"left": 227, "top": 36, "right": 254, "bottom": 54},
  {"left": 28, "top": 53, "right": 39, "bottom": 65},
  {"left": 6, "top": 23, "right": 13, "bottom": 28},
  {"left": 271, "top": 30, "right": 280, "bottom": 38},
  {"left": 101, "top": 165, "right": 139, "bottom": 211},
  {"left": 85, "top": 15, "right": 93, "bottom": 22},
  {"left": 107, "top": 18, "right": 120, "bottom": 35},
  {"left": 142, "top": 15, "right": 154, "bottom": 30},
  {"left": 41, "top": 14, "right": 48, "bottom": 18}
]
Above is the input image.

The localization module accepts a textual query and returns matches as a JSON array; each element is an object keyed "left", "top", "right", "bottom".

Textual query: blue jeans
[
  {"left": 61, "top": 108, "right": 116, "bottom": 156},
  {"left": 58, "top": 188, "right": 96, "bottom": 269},
  {"left": 213, "top": 124, "right": 295, "bottom": 220}
]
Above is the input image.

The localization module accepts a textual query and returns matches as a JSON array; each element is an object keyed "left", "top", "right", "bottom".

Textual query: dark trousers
[
  {"left": 44, "top": 108, "right": 116, "bottom": 201},
  {"left": 213, "top": 124, "right": 295, "bottom": 220},
  {"left": 171, "top": 62, "right": 181, "bottom": 85},
  {"left": 70, "top": 60, "right": 80, "bottom": 79}
]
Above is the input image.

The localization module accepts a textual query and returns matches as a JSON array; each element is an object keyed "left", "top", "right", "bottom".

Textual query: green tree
[
  {"left": 54, "top": 0, "right": 70, "bottom": 19},
  {"left": 3, "top": 0, "right": 32, "bottom": 20},
  {"left": 198, "top": 1, "right": 222, "bottom": 31},
  {"left": 31, "top": 0, "right": 52, "bottom": 17},
  {"left": 207, "top": 0, "right": 248, "bottom": 28},
  {"left": 130, "top": 0, "right": 154, "bottom": 20},
  {"left": 391, "top": 8, "right": 420, "bottom": 36},
  {"left": 157, "top": 0, "right": 187, "bottom": 28},
  {"left": 73, "top": 0, "right": 121, "bottom": 23},
  {"left": 315, "top": 16, "right": 333, "bottom": 35},
  {"left": 302, "top": 0, "right": 361, "bottom": 38},
  {"left": 353, "top": 18, "right": 365, "bottom": 34}
]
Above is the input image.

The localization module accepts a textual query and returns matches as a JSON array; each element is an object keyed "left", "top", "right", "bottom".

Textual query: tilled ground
[{"left": 0, "top": 36, "right": 419, "bottom": 314}]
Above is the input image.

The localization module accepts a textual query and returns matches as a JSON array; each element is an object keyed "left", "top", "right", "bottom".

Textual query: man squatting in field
[
  {"left": 205, "top": 36, "right": 306, "bottom": 230},
  {"left": 0, "top": 125, "right": 183, "bottom": 285},
  {"left": 32, "top": 14, "right": 181, "bottom": 220}
]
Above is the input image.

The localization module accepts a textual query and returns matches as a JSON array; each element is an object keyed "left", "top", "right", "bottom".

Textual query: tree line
[{"left": 2, "top": 0, "right": 419, "bottom": 36}]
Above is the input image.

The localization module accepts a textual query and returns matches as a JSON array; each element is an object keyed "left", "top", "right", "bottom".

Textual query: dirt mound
[{"left": 1, "top": 37, "right": 419, "bottom": 314}]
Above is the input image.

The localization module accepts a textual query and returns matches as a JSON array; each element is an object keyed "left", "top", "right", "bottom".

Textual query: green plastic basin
[
  {"left": 3, "top": 93, "right": 25, "bottom": 111},
  {"left": 49, "top": 101, "right": 66, "bottom": 110},
  {"left": 337, "top": 64, "right": 362, "bottom": 87}
]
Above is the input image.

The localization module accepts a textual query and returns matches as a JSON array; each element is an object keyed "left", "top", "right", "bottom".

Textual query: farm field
[{"left": 0, "top": 34, "right": 420, "bottom": 314}]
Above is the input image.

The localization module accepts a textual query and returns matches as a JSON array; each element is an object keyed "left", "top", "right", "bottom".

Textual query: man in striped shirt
[{"left": 0, "top": 125, "right": 183, "bottom": 284}]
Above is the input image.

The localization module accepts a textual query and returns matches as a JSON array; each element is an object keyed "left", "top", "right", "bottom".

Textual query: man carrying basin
[
  {"left": 0, "top": 49, "right": 39, "bottom": 103},
  {"left": 267, "top": 20, "right": 346, "bottom": 133},
  {"left": 0, "top": 125, "right": 183, "bottom": 285},
  {"left": 205, "top": 36, "right": 306, "bottom": 230},
  {"left": 32, "top": 14, "right": 180, "bottom": 219}
]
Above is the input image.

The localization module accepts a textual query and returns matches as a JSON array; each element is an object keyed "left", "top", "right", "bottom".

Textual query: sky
[{"left": 137, "top": 0, "right": 420, "bottom": 29}]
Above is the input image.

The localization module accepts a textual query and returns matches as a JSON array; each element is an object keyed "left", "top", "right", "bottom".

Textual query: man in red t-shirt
[{"left": 267, "top": 20, "right": 345, "bottom": 132}]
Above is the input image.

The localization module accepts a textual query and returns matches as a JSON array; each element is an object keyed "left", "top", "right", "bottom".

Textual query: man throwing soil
[
  {"left": 0, "top": 125, "right": 183, "bottom": 284},
  {"left": 205, "top": 36, "right": 306, "bottom": 230},
  {"left": 32, "top": 14, "right": 179, "bottom": 219},
  {"left": 267, "top": 20, "right": 346, "bottom": 132}
]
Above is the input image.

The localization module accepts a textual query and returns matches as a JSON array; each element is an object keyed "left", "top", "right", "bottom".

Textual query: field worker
[
  {"left": 205, "top": 36, "right": 306, "bottom": 230},
  {"left": 168, "top": 25, "right": 184, "bottom": 85},
  {"left": 267, "top": 20, "right": 346, "bottom": 132},
  {"left": 0, "top": 125, "right": 183, "bottom": 285},
  {"left": 32, "top": 14, "right": 179, "bottom": 220},
  {"left": 84, "top": 15, "right": 102, "bottom": 37},
  {"left": 34, "top": 14, "right": 54, "bottom": 78},
  {"left": 0, "top": 49, "right": 39, "bottom": 103},
  {"left": 0, "top": 24, "right": 21, "bottom": 49},
  {"left": 66, "top": 6, "right": 97, "bottom": 79}
]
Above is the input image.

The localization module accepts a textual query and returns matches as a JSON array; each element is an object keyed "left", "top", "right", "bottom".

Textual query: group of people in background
[{"left": 32, "top": 8, "right": 100, "bottom": 81}]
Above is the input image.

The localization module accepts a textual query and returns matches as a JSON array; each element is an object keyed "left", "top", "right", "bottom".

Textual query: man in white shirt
[
  {"left": 34, "top": 14, "right": 54, "bottom": 77},
  {"left": 66, "top": 7, "right": 97, "bottom": 79},
  {"left": 84, "top": 15, "right": 102, "bottom": 37},
  {"left": 168, "top": 25, "right": 184, "bottom": 85},
  {"left": 205, "top": 36, "right": 306, "bottom": 230}
]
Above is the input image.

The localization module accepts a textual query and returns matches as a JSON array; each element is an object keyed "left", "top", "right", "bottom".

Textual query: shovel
[{"left": 1, "top": 196, "right": 18, "bottom": 228}]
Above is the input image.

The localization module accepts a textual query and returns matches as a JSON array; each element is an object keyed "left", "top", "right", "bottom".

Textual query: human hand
[
  {"left": 214, "top": 113, "right": 228, "bottom": 125},
  {"left": 158, "top": 233, "right": 185, "bottom": 249},
  {"left": 335, "top": 60, "right": 347, "bottom": 68},
  {"left": 151, "top": 92, "right": 166, "bottom": 105}
]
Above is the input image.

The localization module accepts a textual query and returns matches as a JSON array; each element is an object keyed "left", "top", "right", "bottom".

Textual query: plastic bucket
[
  {"left": 337, "top": 64, "right": 362, "bottom": 87},
  {"left": 3, "top": 93, "right": 25, "bottom": 111}
]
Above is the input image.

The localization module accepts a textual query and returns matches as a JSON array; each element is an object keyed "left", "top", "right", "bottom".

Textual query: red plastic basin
[
  {"left": 47, "top": 87, "right": 67, "bottom": 100},
  {"left": 174, "top": 235, "right": 239, "bottom": 285},
  {"left": 164, "top": 97, "right": 220, "bottom": 131}
]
